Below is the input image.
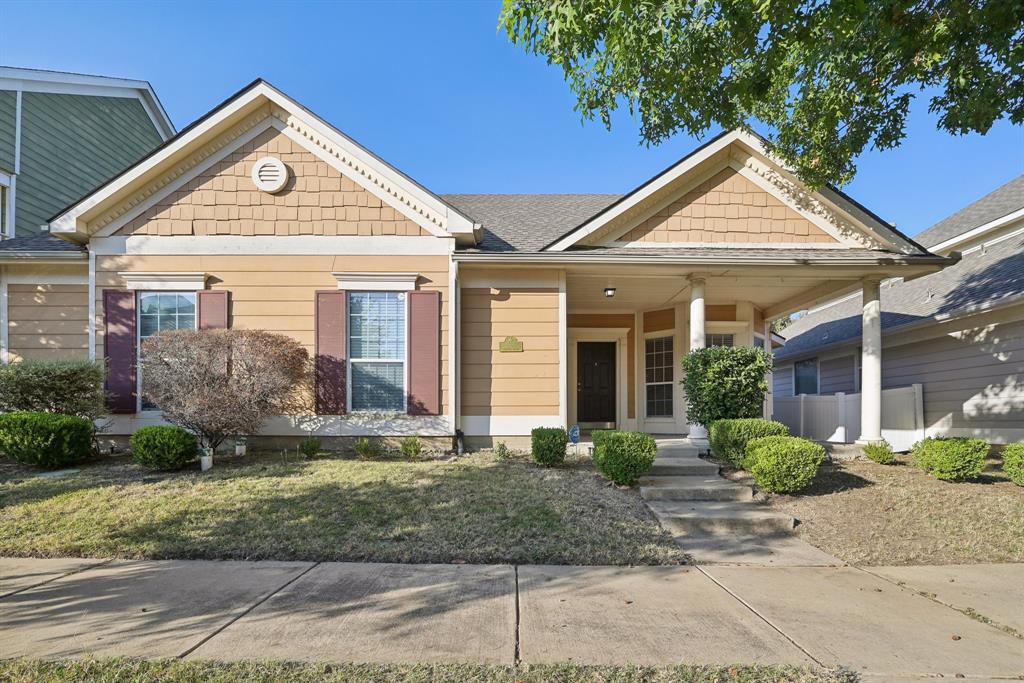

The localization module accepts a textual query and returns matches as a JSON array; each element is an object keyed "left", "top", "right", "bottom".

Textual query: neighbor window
[
  {"left": 645, "top": 336, "right": 673, "bottom": 418},
  {"left": 138, "top": 292, "right": 197, "bottom": 410},
  {"left": 0, "top": 178, "right": 9, "bottom": 238},
  {"left": 706, "top": 333, "right": 734, "bottom": 347},
  {"left": 794, "top": 358, "right": 819, "bottom": 395},
  {"left": 348, "top": 291, "right": 406, "bottom": 412}
]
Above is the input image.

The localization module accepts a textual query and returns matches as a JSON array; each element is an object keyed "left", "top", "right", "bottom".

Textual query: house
[
  {"left": 773, "top": 176, "right": 1024, "bottom": 446},
  {"left": 0, "top": 66, "right": 174, "bottom": 363},
  {"left": 0, "top": 79, "right": 953, "bottom": 448}
]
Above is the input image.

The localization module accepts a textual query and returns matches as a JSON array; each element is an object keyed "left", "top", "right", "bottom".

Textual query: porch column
[
  {"left": 856, "top": 277, "right": 883, "bottom": 444},
  {"left": 763, "top": 319, "right": 774, "bottom": 420},
  {"left": 687, "top": 276, "right": 707, "bottom": 443}
]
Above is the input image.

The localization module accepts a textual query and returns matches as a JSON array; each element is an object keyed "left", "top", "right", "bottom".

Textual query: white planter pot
[
  {"left": 235, "top": 443, "right": 247, "bottom": 456},
  {"left": 200, "top": 450, "right": 214, "bottom": 471}
]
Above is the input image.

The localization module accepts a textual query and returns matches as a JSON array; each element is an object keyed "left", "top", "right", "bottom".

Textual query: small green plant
[
  {"left": 709, "top": 418, "right": 789, "bottom": 467},
  {"left": 531, "top": 427, "right": 567, "bottom": 467},
  {"left": 354, "top": 436, "right": 382, "bottom": 460},
  {"left": 745, "top": 435, "right": 825, "bottom": 494},
  {"left": 593, "top": 431, "right": 657, "bottom": 485},
  {"left": 494, "top": 441, "right": 511, "bottom": 459},
  {"left": 1001, "top": 443, "right": 1024, "bottom": 486},
  {"left": 0, "top": 412, "right": 94, "bottom": 469},
  {"left": 862, "top": 441, "right": 895, "bottom": 465},
  {"left": 400, "top": 436, "right": 423, "bottom": 459},
  {"left": 912, "top": 437, "right": 988, "bottom": 481},
  {"left": 298, "top": 435, "right": 321, "bottom": 458},
  {"left": 130, "top": 426, "right": 198, "bottom": 470}
]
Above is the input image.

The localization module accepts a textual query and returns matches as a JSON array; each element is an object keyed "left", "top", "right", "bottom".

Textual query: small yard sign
[{"left": 568, "top": 424, "right": 580, "bottom": 444}]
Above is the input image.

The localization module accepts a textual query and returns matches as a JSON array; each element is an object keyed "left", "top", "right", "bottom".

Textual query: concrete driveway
[{"left": 1, "top": 558, "right": 1021, "bottom": 680}]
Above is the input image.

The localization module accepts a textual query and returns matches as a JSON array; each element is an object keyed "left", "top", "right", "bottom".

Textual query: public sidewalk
[{"left": 1, "top": 558, "right": 1021, "bottom": 680}]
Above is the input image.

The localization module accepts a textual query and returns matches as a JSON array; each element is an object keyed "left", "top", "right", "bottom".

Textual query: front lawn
[
  {"left": 0, "top": 451, "right": 685, "bottom": 565},
  {"left": 760, "top": 454, "right": 1024, "bottom": 565},
  {"left": 0, "top": 658, "right": 858, "bottom": 683}
]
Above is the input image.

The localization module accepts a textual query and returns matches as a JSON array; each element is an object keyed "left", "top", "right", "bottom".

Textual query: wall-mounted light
[{"left": 604, "top": 287, "right": 616, "bottom": 298}]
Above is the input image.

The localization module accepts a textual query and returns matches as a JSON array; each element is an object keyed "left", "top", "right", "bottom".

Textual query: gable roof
[
  {"left": 47, "top": 79, "right": 479, "bottom": 243},
  {"left": 914, "top": 174, "right": 1024, "bottom": 249}
]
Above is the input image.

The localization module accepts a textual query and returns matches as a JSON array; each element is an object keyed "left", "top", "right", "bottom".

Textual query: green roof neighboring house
[{"left": 0, "top": 66, "right": 174, "bottom": 238}]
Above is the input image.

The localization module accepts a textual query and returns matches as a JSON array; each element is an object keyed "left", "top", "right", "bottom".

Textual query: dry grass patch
[
  {"left": 762, "top": 455, "right": 1024, "bottom": 565},
  {"left": 0, "top": 451, "right": 685, "bottom": 566}
]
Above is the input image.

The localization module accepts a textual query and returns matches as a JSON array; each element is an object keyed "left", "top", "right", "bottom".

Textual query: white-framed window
[
  {"left": 706, "top": 333, "right": 735, "bottom": 347},
  {"left": 138, "top": 291, "right": 197, "bottom": 411},
  {"left": 793, "top": 358, "right": 819, "bottom": 395},
  {"left": 348, "top": 291, "right": 407, "bottom": 412},
  {"left": 0, "top": 171, "right": 11, "bottom": 238},
  {"left": 645, "top": 335, "right": 674, "bottom": 418}
]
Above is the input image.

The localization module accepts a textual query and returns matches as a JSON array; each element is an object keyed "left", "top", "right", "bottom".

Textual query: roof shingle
[
  {"left": 913, "top": 175, "right": 1024, "bottom": 248},
  {"left": 0, "top": 234, "right": 85, "bottom": 253}
]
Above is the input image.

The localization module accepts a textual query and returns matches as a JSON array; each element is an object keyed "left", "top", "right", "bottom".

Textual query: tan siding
[
  {"left": 643, "top": 308, "right": 674, "bottom": 333},
  {"left": 461, "top": 287, "right": 559, "bottom": 416},
  {"left": 7, "top": 284, "right": 89, "bottom": 361},
  {"left": 621, "top": 168, "right": 837, "bottom": 244},
  {"left": 569, "top": 312, "right": 636, "bottom": 419},
  {"left": 115, "top": 126, "right": 428, "bottom": 238},
  {"left": 707, "top": 304, "right": 736, "bottom": 322},
  {"left": 96, "top": 254, "right": 450, "bottom": 414}
]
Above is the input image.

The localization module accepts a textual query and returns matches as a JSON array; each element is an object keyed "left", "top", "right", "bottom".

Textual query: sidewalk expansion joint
[
  {"left": 695, "top": 565, "right": 824, "bottom": 667},
  {"left": 177, "top": 561, "right": 321, "bottom": 660},
  {"left": 0, "top": 558, "right": 114, "bottom": 600}
]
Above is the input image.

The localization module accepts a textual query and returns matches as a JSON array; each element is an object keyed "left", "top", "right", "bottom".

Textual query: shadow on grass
[{"left": 794, "top": 465, "right": 874, "bottom": 497}]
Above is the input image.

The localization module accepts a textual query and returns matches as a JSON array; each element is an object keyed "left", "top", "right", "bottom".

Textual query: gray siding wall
[
  {"left": 16, "top": 92, "right": 163, "bottom": 235},
  {"left": 773, "top": 362, "right": 794, "bottom": 396},
  {"left": 821, "top": 355, "right": 856, "bottom": 394},
  {"left": 0, "top": 90, "right": 14, "bottom": 172}
]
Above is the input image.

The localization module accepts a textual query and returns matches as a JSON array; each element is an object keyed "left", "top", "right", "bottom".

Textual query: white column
[
  {"left": 763, "top": 319, "right": 774, "bottom": 420},
  {"left": 856, "top": 278, "right": 883, "bottom": 444},
  {"left": 687, "top": 276, "right": 707, "bottom": 442}
]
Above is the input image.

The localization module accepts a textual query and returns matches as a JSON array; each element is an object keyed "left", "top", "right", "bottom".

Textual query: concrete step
[
  {"left": 656, "top": 446, "right": 700, "bottom": 458},
  {"left": 648, "top": 458, "right": 719, "bottom": 476},
  {"left": 639, "top": 476, "right": 753, "bottom": 502},
  {"left": 647, "top": 501, "right": 795, "bottom": 535}
]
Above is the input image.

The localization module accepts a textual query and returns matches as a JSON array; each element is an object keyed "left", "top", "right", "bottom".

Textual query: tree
[
  {"left": 501, "top": 1, "right": 1024, "bottom": 187},
  {"left": 140, "top": 329, "right": 310, "bottom": 450},
  {"left": 681, "top": 346, "right": 772, "bottom": 426}
]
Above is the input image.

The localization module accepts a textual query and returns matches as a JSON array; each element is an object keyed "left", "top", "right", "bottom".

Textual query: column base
[
  {"left": 688, "top": 424, "right": 709, "bottom": 452},
  {"left": 854, "top": 437, "right": 885, "bottom": 446}
]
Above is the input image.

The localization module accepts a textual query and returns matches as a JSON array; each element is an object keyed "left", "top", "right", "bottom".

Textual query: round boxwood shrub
[
  {"left": 862, "top": 441, "right": 895, "bottom": 465},
  {"left": 1002, "top": 443, "right": 1024, "bottom": 486},
  {"left": 0, "top": 411, "right": 94, "bottom": 469},
  {"left": 745, "top": 435, "right": 825, "bottom": 494},
  {"left": 709, "top": 418, "right": 789, "bottom": 467},
  {"left": 130, "top": 426, "right": 198, "bottom": 471},
  {"left": 594, "top": 431, "right": 657, "bottom": 485},
  {"left": 911, "top": 437, "right": 987, "bottom": 481},
  {"left": 531, "top": 427, "right": 567, "bottom": 466}
]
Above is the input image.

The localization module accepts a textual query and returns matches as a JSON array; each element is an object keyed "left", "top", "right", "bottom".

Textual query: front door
[{"left": 577, "top": 341, "right": 616, "bottom": 428}]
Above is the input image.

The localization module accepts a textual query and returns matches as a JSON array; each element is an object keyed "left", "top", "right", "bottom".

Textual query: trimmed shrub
[
  {"left": 354, "top": 437, "right": 382, "bottom": 460},
  {"left": 130, "top": 426, "right": 197, "bottom": 471},
  {"left": 1002, "top": 443, "right": 1024, "bottom": 486},
  {"left": 745, "top": 435, "right": 825, "bottom": 494},
  {"left": 681, "top": 346, "right": 772, "bottom": 426},
  {"left": 400, "top": 436, "right": 423, "bottom": 459},
  {"left": 912, "top": 437, "right": 988, "bottom": 481},
  {"left": 531, "top": 427, "right": 567, "bottom": 466},
  {"left": 299, "top": 436, "right": 321, "bottom": 458},
  {"left": 0, "top": 412, "right": 94, "bottom": 469},
  {"left": 494, "top": 441, "right": 511, "bottom": 460},
  {"left": 0, "top": 360, "right": 106, "bottom": 421},
  {"left": 709, "top": 418, "right": 789, "bottom": 467},
  {"left": 862, "top": 441, "right": 895, "bottom": 465},
  {"left": 594, "top": 431, "right": 657, "bottom": 485},
  {"left": 590, "top": 429, "right": 618, "bottom": 452}
]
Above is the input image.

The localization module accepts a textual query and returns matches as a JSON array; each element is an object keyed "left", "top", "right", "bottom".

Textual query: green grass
[
  {"left": 0, "top": 452, "right": 685, "bottom": 565},
  {"left": 0, "top": 658, "right": 859, "bottom": 683}
]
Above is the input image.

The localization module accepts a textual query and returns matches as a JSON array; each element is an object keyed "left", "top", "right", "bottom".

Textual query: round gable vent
[{"left": 251, "top": 156, "right": 289, "bottom": 194}]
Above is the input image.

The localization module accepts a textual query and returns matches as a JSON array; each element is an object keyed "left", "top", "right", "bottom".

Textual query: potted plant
[
  {"left": 200, "top": 446, "right": 214, "bottom": 472},
  {"left": 235, "top": 436, "right": 247, "bottom": 457}
]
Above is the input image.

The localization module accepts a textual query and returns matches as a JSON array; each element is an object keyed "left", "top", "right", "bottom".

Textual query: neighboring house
[
  {"left": 1, "top": 79, "right": 953, "bottom": 447},
  {"left": 0, "top": 66, "right": 174, "bottom": 363},
  {"left": 774, "top": 175, "right": 1024, "bottom": 445}
]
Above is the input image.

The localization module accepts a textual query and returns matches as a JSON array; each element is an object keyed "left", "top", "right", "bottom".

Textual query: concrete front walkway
[{"left": 1, "top": 558, "right": 1022, "bottom": 679}]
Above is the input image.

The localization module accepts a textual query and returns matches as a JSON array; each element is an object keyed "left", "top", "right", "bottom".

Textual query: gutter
[
  {"left": 0, "top": 252, "right": 88, "bottom": 264},
  {"left": 452, "top": 251, "right": 956, "bottom": 267}
]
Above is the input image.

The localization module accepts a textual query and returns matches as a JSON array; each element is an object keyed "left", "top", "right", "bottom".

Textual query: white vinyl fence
[{"left": 773, "top": 384, "right": 924, "bottom": 452}]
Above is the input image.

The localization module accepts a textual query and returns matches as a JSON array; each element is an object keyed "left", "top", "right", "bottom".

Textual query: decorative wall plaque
[{"left": 498, "top": 336, "right": 524, "bottom": 352}]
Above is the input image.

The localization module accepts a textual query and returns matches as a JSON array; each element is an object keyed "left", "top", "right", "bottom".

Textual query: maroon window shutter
[
  {"left": 103, "top": 289, "right": 137, "bottom": 414},
  {"left": 315, "top": 290, "right": 347, "bottom": 414},
  {"left": 407, "top": 290, "right": 441, "bottom": 415},
  {"left": 198, "top": 290, "right": 230, "bottom": 329}
]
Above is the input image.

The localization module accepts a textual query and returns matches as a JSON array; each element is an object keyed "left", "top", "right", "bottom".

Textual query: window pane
[
  {"left": 707, "top": 333, "right": 735, "bottom": 348},
  {"left": 646, "top": 384, "right": 673, "bottom": 418},
  {"left": 794, "top": 359, "right": 818, "bottom": 395},
  {"left": 138, "top": 291, "right": 197, "bottom": 410},
  {"left": 644, "top": 335, "right": 674, "bottom": 417},
  {"left": 348, "top": 292, "right": 405, "bottom": 360},
  {"left": 352, "top": 362, "right": 404, "bottom": 411}
]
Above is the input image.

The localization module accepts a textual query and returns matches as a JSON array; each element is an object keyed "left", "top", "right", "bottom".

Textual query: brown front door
[{"left": 577, "top": 341, "right": 616, "bottom": 428}]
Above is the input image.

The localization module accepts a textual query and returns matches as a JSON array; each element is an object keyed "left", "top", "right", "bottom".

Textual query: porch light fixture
[{"left": 603, "top": 287, "right": 616, "bottom": 298}]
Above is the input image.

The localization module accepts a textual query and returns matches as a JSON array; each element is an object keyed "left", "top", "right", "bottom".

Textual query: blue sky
[{"left": 2, "top": 0, "right": 1021, "bottom": 237}]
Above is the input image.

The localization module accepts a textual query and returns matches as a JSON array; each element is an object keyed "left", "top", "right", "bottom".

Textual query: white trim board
[
  {"left": 119, "top": 272, "right": 208, "bottom": 290},
  {"left": 333, "top": 272, "right": 419, "bottom": 291},
  {"left": 461, "top": 414, "right": 562, "bottom": 436},
  {"left": 89, "top": 234, "right": 455, "bottom": 256},
  {"left": 0, "top": 268, "right": 8, "bottom": 364},
  {"left": 103, "top": 413, "right": 452, "bottom": 437}
]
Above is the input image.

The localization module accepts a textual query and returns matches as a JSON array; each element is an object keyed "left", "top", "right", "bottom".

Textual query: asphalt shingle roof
[
  {"left": 0, "top": 234, "right": 85, "bottom": 253},
  {"left": 442, "top": 194, "right": 620, "bottom": 252},
  {"left": 913, "top": 175, "right": 1024, "bottom": 248}
]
